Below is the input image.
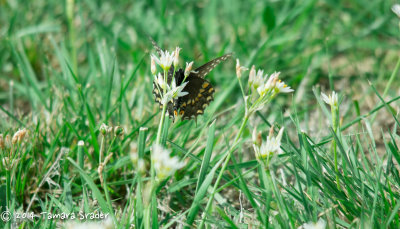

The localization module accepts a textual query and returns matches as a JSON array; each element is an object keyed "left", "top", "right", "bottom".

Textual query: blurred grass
[{"left": 0, "top": 0, "right": 400, "bottom": 228}]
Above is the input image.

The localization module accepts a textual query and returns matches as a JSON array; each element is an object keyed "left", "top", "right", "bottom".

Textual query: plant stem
[
  {"left": 6, "top": 168, "right": 10, "bottom": 209},
  {"left": 331, "top": 107, "right": 341, "bottom": 190},
  {"left": 199, "top": 114, "right": 249, "bottom": 229},
  {"left": 147, "top": 69, "right": 168, "bottom": 229},
  {"left": 156, "top": 104, "right": 167, "bottom": 145}
]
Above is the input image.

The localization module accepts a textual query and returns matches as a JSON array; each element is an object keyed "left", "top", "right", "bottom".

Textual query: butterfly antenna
[{"left": 148, "top": 36, "right": 163, "bottom": 57}]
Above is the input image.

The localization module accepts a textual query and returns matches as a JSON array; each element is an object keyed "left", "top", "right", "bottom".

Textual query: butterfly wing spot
[
  {"left": 199, "top": 88, "right": 205, "bottom": 93},
  {"left": 202, "top": 82, "right": 209, "bottom": 88},
  {"left": 197, "top": 93, "right": 202, "bottom": 98},
  {"left": 180, "top": 110, "right": 185, "bottom": 115},
  {"left": 197, "top": 110, "right": 203, "bottom": 114},
  {"left": 208, "top": 88, "right": 214, "bottom": 93},
  {"left": 207, "top": 96, "right": 213, "bottom": 101},
  {"left": 202, "top": 104, "right": 208, "bottom": 109}
]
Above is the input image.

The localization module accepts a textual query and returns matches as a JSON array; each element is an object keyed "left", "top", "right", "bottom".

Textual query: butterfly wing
[
  {"left": 177, "top": 75, "right": 214, "bottom": 120},
  {"left": 189, "top": 53, "right": 232, "bottom": 79}
]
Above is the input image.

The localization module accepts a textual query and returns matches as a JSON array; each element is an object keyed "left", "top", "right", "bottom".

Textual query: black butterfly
[{"left": 150, "top": 38, "right": 232, "bottom": 121}]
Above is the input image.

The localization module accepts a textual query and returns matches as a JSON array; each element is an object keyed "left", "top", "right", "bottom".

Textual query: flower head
[
  {"left": 236, "top": 59, "right": 248, "bottom": 78},
  {"left": 78, "top": 140, "right": 84, "bottom": 146},
  {"left": 151, "top": 144, "right": 185, "bottom": 180},
  {"left": 151, "top": 49, "right": 176, "bottom": 71},
  {"left": 253, "top": 127, "right": 284, "bottom": 160},
  {"left": 298, "top": 218, "right": 326, "bottom": 229},
  {"left": 321, "top": 91, "right": 338, "bottom": 108}
]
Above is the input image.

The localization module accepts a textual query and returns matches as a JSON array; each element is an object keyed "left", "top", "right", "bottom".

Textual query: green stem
[
  {"left": 6, "top": 168, "right": 11, "bottom": 210},
  {"left": 331, "top": 107, "right": 341, "bottom": 190},
  {"left": 147, "top": 69, "right": 168, "bottom": 229},
  {"left": 156, "top": 104, "right": 167, "bottom": 145},
  {"left": 144, "top": 206, "right": 151, "bottom": 229},
  {"left": 199, "top": 115, "right": 249, "bottom": 229}
]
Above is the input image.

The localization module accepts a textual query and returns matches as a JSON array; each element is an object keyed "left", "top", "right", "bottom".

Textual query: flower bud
[
  {"left": 236, "top": 59, "right": 248, "bottom": 78},
  {"left": 78, "top": 140, "right": 84, "bottom": 146},
  {"left": 100, "top": 123, "right": 108, "bottom": 136},
  {"left": 114, "top": 126, "right": 125, "bottom": 136},
  {"left": 249, "top": 65, "right": 256, "bottom": 84},
  {"left": 174, "top": 47, "right": 181, "bottom": 67},
  {"left": 151, "top": 56, "right": 156, "bottom": 75},
  {"left": 184, "top": 61, "right": 194, "bottom": 77}
]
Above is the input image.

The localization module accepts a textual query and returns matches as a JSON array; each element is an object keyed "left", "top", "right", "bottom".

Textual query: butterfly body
[{"left": 150, "top": 37, "right": 231, "bottom": 121}]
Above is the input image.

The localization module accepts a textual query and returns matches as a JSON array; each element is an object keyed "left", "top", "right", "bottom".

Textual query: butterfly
[{"left": 150, "top": 37, "right": 232, "bottom": 121}]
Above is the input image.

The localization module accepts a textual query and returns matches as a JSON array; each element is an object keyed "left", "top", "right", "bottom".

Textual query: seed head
[{"left": 12, "top": 128, "right": 27, "bottom": 145}]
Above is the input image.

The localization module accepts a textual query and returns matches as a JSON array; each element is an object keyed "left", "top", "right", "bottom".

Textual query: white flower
[
  {"left": 321, "top": 91, "right": 338, "bottom": 108},
  {"left": 254, "top": 127, "right": 284, "bottom": 160},
  {"left": 170, "top": 78, "right": 188, "bottom": 99},
  {"left": 184, "top": 61, "right": 194, "bottom": 77},
  {"left": 151, "top": 49, "right": 175, "bottom": 71},
  {"left": 65, "top": 217, "right": 114, "bottom": 229},
  {"left": 174, "top": 47, "right": 181, "bottom": 67},
  {"left": 249, "top": 66, "right": 264, "bottom": 90},
  {"left": 161, "top": 90, "right": 174, "bottom": 105},
  {"left": 151, "top": 56, "right": 156, "bottom": 75},
  {"left": 236, "top": 59, "right": 248, "bottom": 78},
  {"left": 151, "top": 144, "right": 185, "bottom": 180},
  {"left": 392, "top": 4, "right": 400, "bottom": 18},
  {"left": 298, "top": 218, "right": 326, "bottom": 229},
  {"left": 274, "top": 78, "right": 294, "bottom": 94},
  {"left": 256, "top": 72, "right": 293, "bottom": 96},
  {"left": 155, "top": 73, "right": 169, "bottom": 91}
]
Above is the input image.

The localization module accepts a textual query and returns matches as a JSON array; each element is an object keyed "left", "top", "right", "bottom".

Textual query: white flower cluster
[
  {"left": 151, "top": 144, "right": 185, "bottom": 180},
  {"left": 236, "top": 59, "right": 294, "bottom": 114},
  {"left": 253, "top": 127, "right": 284, "bottom": 161},
  {"left": 298, "top": 218, "right": 326, "bottom": 229},
  {"left": 321, "top": 91, "right": 338, "bottom": 109},
  {"left": 151, "top": 48, "right": 193, "bottom": 106}
]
